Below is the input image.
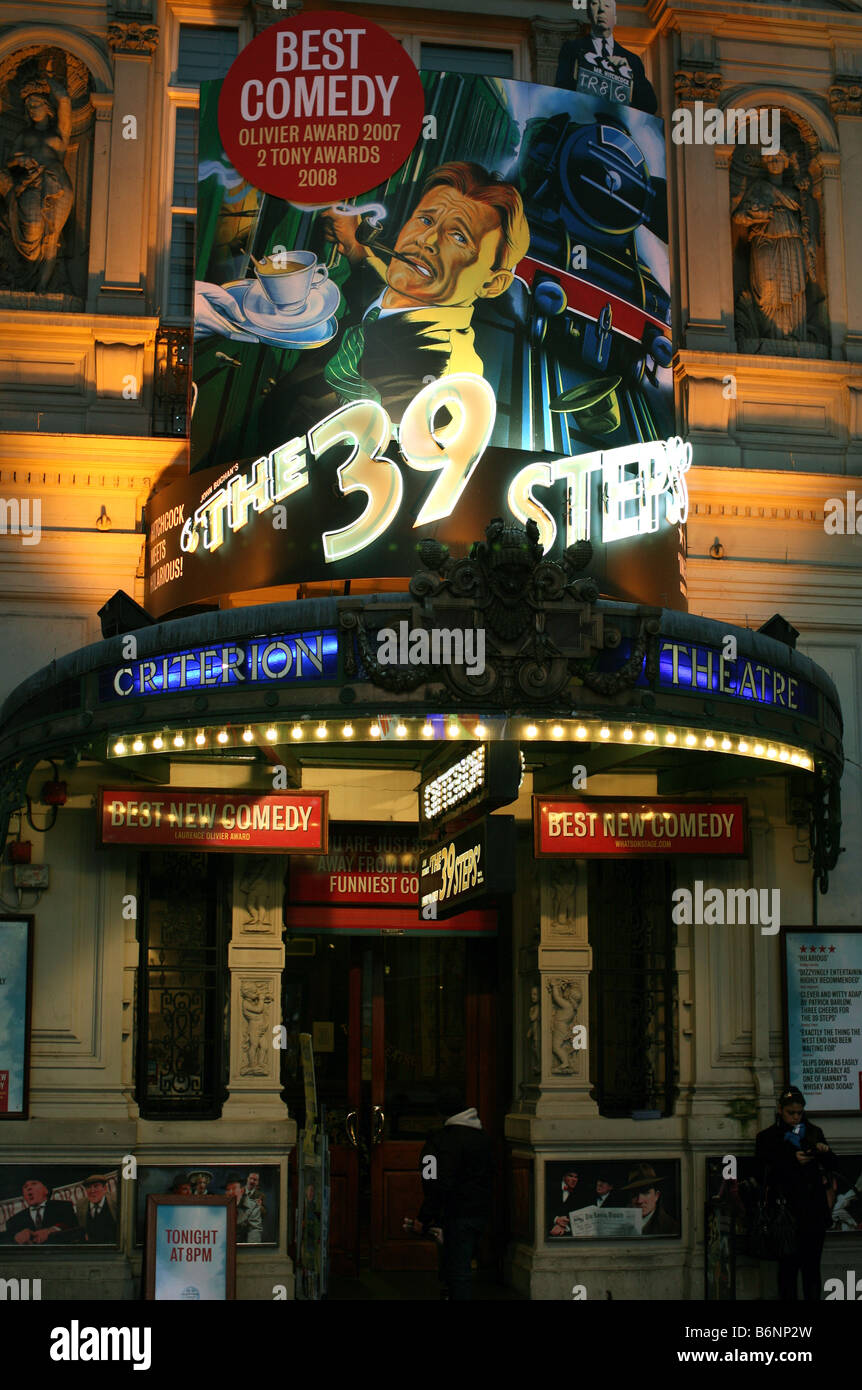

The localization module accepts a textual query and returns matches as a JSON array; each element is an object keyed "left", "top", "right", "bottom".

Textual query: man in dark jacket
[
  {"left": 76, "top": 1174, "right": 117, "bottom": 1244},
  {"left": 555, "top": 0, "right": 658, "bottom": 116},
  {"left": 404, "top": 1092, "right": 495, "bottom": 1300},
  {"left": 2, "top": 1176, "right": 80, "bottom": 1244},
  {"left": 755, "top": 1086, "right": 836, "bottom": 1300}
]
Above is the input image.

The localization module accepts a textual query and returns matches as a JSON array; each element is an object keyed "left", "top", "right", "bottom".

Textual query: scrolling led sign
[
  {"left": 418, "top": 741, "right": 524, "bottom": 829},
  {"left": 99, "top": 630, "right": 337, "bottom": 701}
]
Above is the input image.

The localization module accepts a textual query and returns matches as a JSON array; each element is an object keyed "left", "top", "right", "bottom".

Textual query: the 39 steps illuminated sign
[
  {"left": 178, "top": 378, "right": 689, "bottom": 562},
  {"left": 145, "top": 375, "right": 691, "bottom": 619},
  {"left": 419, "top": 816, "right": 516, "bottom": 919}
]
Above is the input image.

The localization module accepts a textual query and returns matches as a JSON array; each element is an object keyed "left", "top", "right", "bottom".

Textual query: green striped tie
[{"left": 324, "top": 307, "right": 382, "bottom": 403}]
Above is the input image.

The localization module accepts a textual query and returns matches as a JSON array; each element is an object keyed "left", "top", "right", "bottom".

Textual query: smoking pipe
[{"left": 355, "top": 216, "right": 417, "bottom": 269}]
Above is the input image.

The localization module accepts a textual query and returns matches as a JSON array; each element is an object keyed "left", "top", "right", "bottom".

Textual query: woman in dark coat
[{"left": 755, "top": 1086, "right": 836, "bottom": 1300}]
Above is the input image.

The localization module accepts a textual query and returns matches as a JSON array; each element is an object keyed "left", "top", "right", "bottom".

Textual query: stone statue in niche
[
  {"left": 548, "top": 976, "right": 582, "bottom": 1075},
  {"left": 731, "top": 127, "right": 827, "bottom": 352},
  {"left": 239, "top": 856, "right": 271, "bottom": 930},
  {"left": 240, "top": 979, "right": 274, "bottom": 1075},
  {"left": 0, "top": 48, "right": 93, "bottom": 304},
  {"left": 547, "top": 862, "right": 577, "bottom": 933}
]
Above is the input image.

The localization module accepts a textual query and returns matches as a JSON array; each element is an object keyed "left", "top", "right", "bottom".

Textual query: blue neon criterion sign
[{"left": 100, "top": 630, "right": 338, "bottom": 701}]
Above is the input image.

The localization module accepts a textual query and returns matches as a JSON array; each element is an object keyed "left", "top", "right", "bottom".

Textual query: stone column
[
  {"left": 100, "top": 21, "right": 159, "bottom": 311},
  {"left": 749, "top": 816, "right": 778, "bottom": 1131},
  {"left": 673, "top": 68, "right": 735, "bottom": 352},
  {"left": 222, "top": 856, "right": 290, "bottom": 1121},
  {"left": 536, "top": 859, "right": 598, "bottom": 1118},
  {"left": 828, "top": 83, "right": 862, "bottom": 361},
  {"left": 86, "top": 94, "right": 114, "bottom": 314},
  {"left": 815, "top": 153, "right": 844, "bottom": 362}
]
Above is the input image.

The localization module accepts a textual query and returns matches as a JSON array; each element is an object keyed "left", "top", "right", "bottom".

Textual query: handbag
[{"left": 749, "top": 1188, "right": 798, "bottom": 1260}]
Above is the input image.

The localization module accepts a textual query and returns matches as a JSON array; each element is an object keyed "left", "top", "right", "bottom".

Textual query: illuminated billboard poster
[
  {"left": 147, "top": 17, "right": 679, "bottom": 619},
  {"left": 784, "top": 929, "right": 862, "bottom": 1115}
]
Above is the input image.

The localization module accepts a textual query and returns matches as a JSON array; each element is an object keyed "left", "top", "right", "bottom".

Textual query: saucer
[
  {"left": 252, "top": 314, "right": 338, "bottom": 350},
  {"left": 243, "top": 275, "right": 341, "bottom": 329}
]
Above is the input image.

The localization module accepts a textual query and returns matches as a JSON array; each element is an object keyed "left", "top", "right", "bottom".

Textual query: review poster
[
  {"left": 0, "top": 917, "right": 33, "bottom": 1120},
  {"left": 145, "top": 40, "right": 681, "bottom": 617},
  {"left": 145, "top": 1195, "right": 236, "bottom": 1300},
  {"left": 785, "top": 929, "right": 862, "bottom": 1114}
]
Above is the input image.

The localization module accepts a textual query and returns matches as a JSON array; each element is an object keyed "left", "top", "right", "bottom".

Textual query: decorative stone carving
[
  {"left": 337, "top": 517, "right": 673, "bottom": 706},
  {"left": 674, "top": 67, "right": 722, "bottom": 106},
  {"left": 547, "top": 862, "right": 577, "bottom": 934},
  {"left": 526, "top": 982, "right": 541, "bottom": 1076},
  {"left": 240, "top": 978, "right": 275, "bottom": 1075},
  {"left": 0, "top": 47, "right": 93, "bottom": 303},
  {"left": 731, "top": 114, "right": 828, "bottom": 353},
  {"left": 107, "top": 22, "right": 160, "bottom": 56},
  {"left": 548, "top": 976, "right": 581, "bottom": 1075},
  {"left": 828, "top": 80, "right": 862, "bottom": 118},
  {"left": 239, "top": 856, "right": 273, "bottom": 931}
]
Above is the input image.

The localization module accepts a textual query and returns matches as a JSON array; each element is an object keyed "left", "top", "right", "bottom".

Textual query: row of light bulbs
[{"left": 109, "top": 718, "right": 815, "bottom": 770}]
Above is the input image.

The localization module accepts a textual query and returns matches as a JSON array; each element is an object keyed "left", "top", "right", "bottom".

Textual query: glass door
[{"left": 282, "top": 933, "right": 498, "bottom": 1278}]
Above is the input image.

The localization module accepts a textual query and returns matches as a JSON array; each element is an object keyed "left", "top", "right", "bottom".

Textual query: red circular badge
[{"left": 218, "top": 14, "right": 425, "bottom": 203}]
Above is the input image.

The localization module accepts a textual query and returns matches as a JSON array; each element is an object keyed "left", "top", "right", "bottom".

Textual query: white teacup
[{"left": 255, "top": 250, "right": 327, "bottom": 313}]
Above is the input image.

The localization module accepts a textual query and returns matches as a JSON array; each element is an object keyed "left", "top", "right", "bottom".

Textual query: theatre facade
[{"left": 1, "top": 0, "right": 861, "bottom": 1301}]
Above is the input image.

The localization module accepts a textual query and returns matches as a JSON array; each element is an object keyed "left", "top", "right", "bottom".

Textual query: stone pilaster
[
  {"left": 815, "top": 152, "right": 844, "bottom": 361},
  {"left": 99, "top": 22, "right": 158, "bottom": 311},
  {"left": 536, "top": 859, "right": 597, "bottom": 1118},
  {"left": 530, "top": 18, "right": 586, "bottom": 89},
  {"left": 222, "top": 857, "right": 290, "bottom": 1121}
]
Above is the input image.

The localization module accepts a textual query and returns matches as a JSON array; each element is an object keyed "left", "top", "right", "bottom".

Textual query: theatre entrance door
[{"left": 283, "top": 933, "right": 498, "bottom": 1275}]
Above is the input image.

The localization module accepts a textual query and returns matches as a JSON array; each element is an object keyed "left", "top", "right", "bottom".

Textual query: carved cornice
[
  {"left": 107, "top": 21, "right": 159, "bottom": 57},
  {"left": 90, "top": 92, "right": 113, "bottom": 121},
  {"left": 674, "top": 66, "right": 722, "bottom": 107},
  {"left": 714, "top": 143, "right": 734, "bottom": 172},
  {"left": 828, "top": 79, "right": 862, "bottom": 118},
  {"left": 815, "top": 152, "right": 841, "bottom": 180}
]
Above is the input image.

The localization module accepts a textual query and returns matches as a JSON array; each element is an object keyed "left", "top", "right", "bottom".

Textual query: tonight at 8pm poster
[{"left": 146, "top": 20, "right": 678, "bottom": 616}]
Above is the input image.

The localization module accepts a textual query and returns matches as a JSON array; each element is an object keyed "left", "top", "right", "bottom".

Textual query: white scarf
[{"left": 444, "top": 1107, "right": 482, "bottom": 1129}]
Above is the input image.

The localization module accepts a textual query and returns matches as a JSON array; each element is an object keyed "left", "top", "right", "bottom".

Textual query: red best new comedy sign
[
  {"left": 99, "top": 788, "right": 328, "bottom": 853},
  {"left": 533, "top": 798, "right": 747, "bottom": 858}
]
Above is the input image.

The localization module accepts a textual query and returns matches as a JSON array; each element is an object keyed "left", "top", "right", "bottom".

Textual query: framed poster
[
  {"left": 145, "top": 1195, "right": 236, "bottom": 1300},
  {"left": 783, "top": 928, "right": 862, "bottom": 1115},
  {"left": 146, "top": 62, "right": 681, "bottom": 620},
  {"left": 0, "top": 916, "right": 34, "bottom": 1119},
  {"left": 0, "top": 1164, "right": 121, "bottom": 1247},
  {"left": 545, "top": 1158, "right": 681, "bottom": 1240},
  {"left": 135, "top": 1165, "right": 279, "bottom": 1246}
]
